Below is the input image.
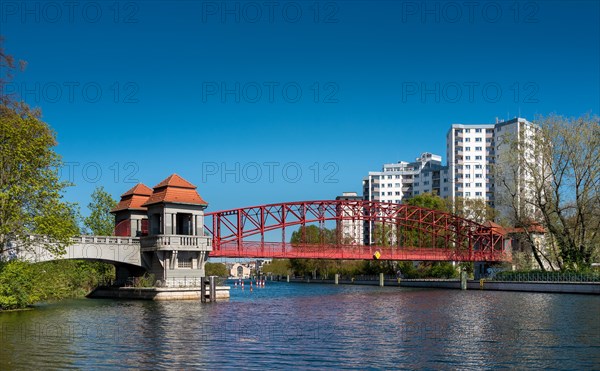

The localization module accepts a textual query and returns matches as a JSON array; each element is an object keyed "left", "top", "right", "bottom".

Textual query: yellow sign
[{"left": 373, "top": 251, "right": 381, "bottom": 260}]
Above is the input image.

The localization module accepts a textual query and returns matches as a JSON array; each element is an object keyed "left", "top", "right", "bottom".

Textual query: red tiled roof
[
  {"left": 507, "top": 224, "right": 546, "bottom": 234},
  {"left": 153, "top": 174, "right": 197, "bottom": 189},
  {"left": 121, "top": 183, "right": 153, "bottom": 197},
  {"left": 142, "top": 174, "right": 208, "bottom": 207},
  {"left": 483, "top": 221, "right": 507, "bottom": 235},
  {"left": 111, "top": 183, "right": 152, "bottom": 212}
]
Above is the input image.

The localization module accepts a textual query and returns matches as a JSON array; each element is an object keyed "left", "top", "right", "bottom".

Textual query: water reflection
[{"left": 1, "top": 283, "right": 599, "bottom": 369}]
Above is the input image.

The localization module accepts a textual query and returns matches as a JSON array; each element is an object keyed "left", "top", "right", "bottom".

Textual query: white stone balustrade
[{"left": 140, "top": 234, "right": 212, "bottom": 251}]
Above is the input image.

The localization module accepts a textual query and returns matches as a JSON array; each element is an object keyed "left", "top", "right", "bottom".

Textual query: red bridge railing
[{"left": 204, "top": 200, "right": 510, "bottom": 262}]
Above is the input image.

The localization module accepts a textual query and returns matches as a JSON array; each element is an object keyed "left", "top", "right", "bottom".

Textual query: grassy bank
[{"left": 0, "top": 260, "right": 114, "bottom": 311}]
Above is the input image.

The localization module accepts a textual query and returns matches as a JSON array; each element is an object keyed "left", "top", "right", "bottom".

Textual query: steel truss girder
[{"left": 204, "top": 200, "right": 509, "bottom": 262}]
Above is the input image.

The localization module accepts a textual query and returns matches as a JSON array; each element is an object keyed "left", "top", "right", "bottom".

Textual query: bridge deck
[
  {"left": 9, "top": 236, "right": 142, "bottom": 267},
  {"left": 210, "top": 242, "right": 511, "bottom": 262}
]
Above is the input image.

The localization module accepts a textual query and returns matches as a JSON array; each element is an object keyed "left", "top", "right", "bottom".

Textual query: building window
[
  {"left": 465, "top": 147, "right": 471, "bottom": 151},
  {"left": 387, "top": 175, "right": 392, "bottom": 179},
  {"left": 465, "top": 183, "right": 471, "bottom": 187},
  {"left": 414, "top": 191, "right": 419, "bottom": 195},
  {"left": 475, "top": 192, "right": 482, "bottom": 196},
  {"left": 476, "top": 137, "right": 482, "bottom": 142},
  {"left": 476, "top": 174, "right": 482, "bottom": 178},
  {"left": 465, "top": 192, "right": 471, "bottom": 197},
  {"left": 475, "top": 128, "right": 482, "bottom": 133},
  {"left": 388, "top": 192, "right": 392, "bottom": 196},
  {"left": 465, "top": 138, "right": 470, "bottom": 142},
  {"left": 465, "top": 129, "right": 470, "bottom": 133},
  {"left": 465, "top": 165, "right": 471, "bottom": 169},
  {"left": 465, "top": 156, "right": 470, "bottom": 160},
  {"left": 476, "top": 183, "right": 482, "bottom": 187},
  {"left": 381, "top": 184, "right": 385, "bottom": 188},
  {"left": 395, "top": 191, "right": 400, "bottom": 196},
  {"left": 475, "top": 164, "right": 482, "bottom": 169},
  {"left": 178, "top": 254, "right": 192, "bottom": 269},
  {"left": 476, "top": 146, "right": 482, "bottom": 151},
  {"left": 476, "top": 156, "right": 482, "bottom": 160},
  {"left": 414, "top": 182, "right": 420, "bottom": 186},
  {"left": 465, "top": 174, "right": 471, "bottom": 178},
  {"left": 443, "top": 187, "right": 448, "bottom": 191},
  {"left": 424, "top": 181, "right": 429, "bottom": 185},
  {"left": 388, "top": 183, "right": 392, "bottom": 187}
]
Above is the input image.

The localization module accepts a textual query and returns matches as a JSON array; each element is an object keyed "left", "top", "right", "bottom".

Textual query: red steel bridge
[{"left": 204, "top": 200, "right": 510, "bottom": 262}]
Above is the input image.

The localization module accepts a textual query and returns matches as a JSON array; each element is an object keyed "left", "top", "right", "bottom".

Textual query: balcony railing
[
  {"left": 140, "top": 234, "right": 212, "bottom": 250},
  {"left": 71, "top": 236, "right": 140, "bottom": 245}
]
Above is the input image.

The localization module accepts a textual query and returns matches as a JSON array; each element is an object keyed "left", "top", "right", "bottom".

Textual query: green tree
[
  {"left": 290, "top": 225, "right": 338, "bottom": 278},
  {"left": 495, "top": 114, "right": 600, "bottom": 270},
  {"left": 0, "top": 261, "right": 39, "bottom": 309},
  {"left": 372, "top": 222, "right": 394, "bottom": 246},
  {"left": 0, "top": 43, "right": 79, "bottom": 255},
  {"left": 290, "top": 225, "right": 337, "bottom": 245},
  {"left": 385, "top": 192, "right": 449, "bottom": 248},
  {"left": 447, "top": 197, "right": 498, "bottom": 224},
  {"left": 261, "top": 259, "right": 291, "bottom": 276},
  {"left": 406, "top": 192, "right": 448, "bottom": 211},
  {"left": 205, "top": 262, "right": 229, "bottom": 277},
  {"left": 84, "top": 186, "right": 117, "bottom": 235},
  {"left": 0, "top": 260, "right": 116, "bottom": 310}
]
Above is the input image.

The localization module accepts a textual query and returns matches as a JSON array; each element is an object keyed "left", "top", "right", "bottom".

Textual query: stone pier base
[{"left": 88, "top": 286, "right": 230, "bottom": 301}]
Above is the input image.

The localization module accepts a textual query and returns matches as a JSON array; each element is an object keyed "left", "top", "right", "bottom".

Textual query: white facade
[
  {"left": 359, "top": 118, "right": 540, "bottom": 245},
  {"left": 447, "top": 124, "right": 496, "bottom": 206},
  {"left": 362, "top": 152, "right": 449, "bottom": 205},
  {"left": 447, "top": 117, "right": 539, "bottom": 221},
  {"left": 362, "top": 152, "right": 449, "bottom": 245},
  {"left": 230, "top": 263, "right": 251, "bottom": 278},
  {"left": 335, "top": 192, "right": 363, "bottom": 244},
  {"left": 494, "top": 118, "right": 541, "bottom": 222}
]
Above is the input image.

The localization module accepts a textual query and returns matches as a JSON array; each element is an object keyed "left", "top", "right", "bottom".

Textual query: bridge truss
[{"left": 204, "top": 200, "right": 510, "bottom": 262}]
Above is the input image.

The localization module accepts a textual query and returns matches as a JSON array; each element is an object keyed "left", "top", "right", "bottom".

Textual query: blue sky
[{"left": 2, "top": 0, "right": 599, "bottom": 215}]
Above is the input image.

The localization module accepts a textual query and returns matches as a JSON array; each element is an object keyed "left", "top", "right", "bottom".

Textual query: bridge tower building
[
  {"left": 111, "top": 183, "right": 153, "bottom": 237},
  {"left": 138, "top": 174, "right": 212, "bottom": 287}
]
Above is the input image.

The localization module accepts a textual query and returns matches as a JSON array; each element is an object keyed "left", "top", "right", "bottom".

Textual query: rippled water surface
[{"left": 1, "top": 281, "right": 599, "bottom": 369}]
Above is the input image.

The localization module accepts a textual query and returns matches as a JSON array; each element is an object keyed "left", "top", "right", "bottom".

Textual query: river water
[{"left": 1, "top": 281, "right": 599, "bottom": 369}]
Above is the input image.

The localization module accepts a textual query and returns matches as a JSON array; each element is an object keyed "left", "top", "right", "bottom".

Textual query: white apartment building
[
  {"left": 359, "top": 118, "right": 540, "bottom": 245},
  {"left": 447, "top": 124, "right": 496, "bottom": 206},
  {"left": 493, "top": 118, "right": 542, "bottom": 222},
  {"left": 447, "top": 117, "right": 539, "bottom": 221},
  {"left": 362, "top": 152, "right": 450, "bottom": 245},
  {"left": 362, "top": 152, "right": 450, "bottom": 204},
  {"left": 335, "top": 192, "right": 363, "bottom": 245}
]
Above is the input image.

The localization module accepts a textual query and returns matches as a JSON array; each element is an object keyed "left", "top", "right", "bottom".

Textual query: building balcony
[
  {"left": 71, "top": 236, "right": 140, "bottom": 245},
  {"left": 141, "top": 234, "right": 212, "bottom": 251}
]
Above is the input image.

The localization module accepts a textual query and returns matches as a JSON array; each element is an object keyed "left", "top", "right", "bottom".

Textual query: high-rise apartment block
[
  {"left": 447, "top": 117, "right": 538, "bottom": 220},
  {"left": 335, "top": 192, "right": 363, "bottom": 244},
  {"left": 362, "top": 117, "right": 538, "bottom": 222},
  {"left": 362, "top": 152, "right": 450, "bottom": 204}
]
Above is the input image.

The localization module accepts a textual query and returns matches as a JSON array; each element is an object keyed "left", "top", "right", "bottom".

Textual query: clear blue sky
[{"left": 2, "top": 0, "right": 599, "bottom": 215}]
